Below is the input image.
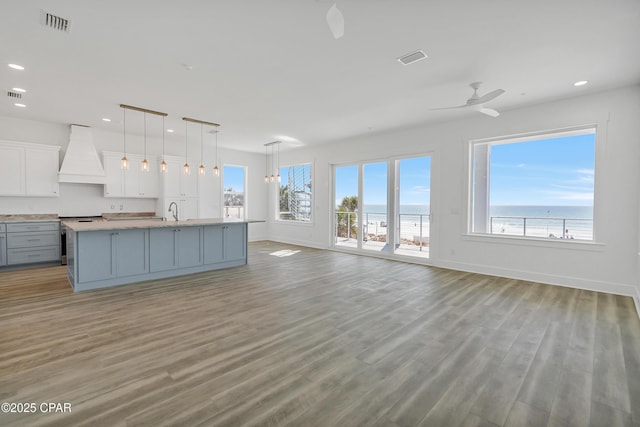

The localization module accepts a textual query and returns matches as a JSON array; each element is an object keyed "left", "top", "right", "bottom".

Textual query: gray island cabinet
[{"left": 64, "top": 219, "right": 255, "bottom": 292}]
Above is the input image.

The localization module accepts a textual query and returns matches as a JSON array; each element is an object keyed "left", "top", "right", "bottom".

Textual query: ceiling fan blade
[
  {"left": 479, "top": 107, "right": 500, "bottom": 117},
  {"left": 430, "top": 104, "right": 469, "bottom": 111},
  {"left": 475, "top": 88, "right": 505, "bottom": 104},
  {"left": 327, "top": 4, "right": 344, "bottom": 39}
]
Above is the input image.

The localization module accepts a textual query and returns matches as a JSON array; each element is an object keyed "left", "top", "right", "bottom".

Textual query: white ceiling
[{"left": 1, "top": 0, "right": 639, "bottom": 152}]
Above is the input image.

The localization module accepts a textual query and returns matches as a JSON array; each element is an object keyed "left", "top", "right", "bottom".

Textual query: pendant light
[
  {"left": 276, "top": 142, "right": 281, "bottom": 183},
  {"left": 198, "top": 123, "right": 205, "bottom": 176},
  {"left": 121, "top": 107, "right": 129, "bottom": 169},
  {"left": 183, "top": 120, "right": 190, "bottom": 175},
  {"left": 160, "top": 116, "right": 167, "bottom": 173},
  {"left": 270, "top": 143, "right": 275, "bottom": 182},
  {"left": 119, "top": 104, "right": 167, "bottom": 172},
  {"left": 213, "top": 126, "right": 220, "bottom": 177},
  {"left": 141, "top": 112, "right": 149, "bottom": 172},
  {"left": 264, "top": 144, "right": 269, "bottom": 183}
]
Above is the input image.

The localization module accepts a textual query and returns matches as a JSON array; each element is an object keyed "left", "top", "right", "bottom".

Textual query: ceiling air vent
[
  {"left": 397, "top": 49, "right": 428, "bottom": 66},
  {"left": 7, "top": 91, "right": 23, "bottom": 99},
  {"left": 40, "top": 10, "right": 71, "bottom": 33}
]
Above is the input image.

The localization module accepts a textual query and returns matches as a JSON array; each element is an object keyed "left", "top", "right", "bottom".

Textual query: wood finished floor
[{"left": 1, "top": 241, "right": 639, "bottom": 427}]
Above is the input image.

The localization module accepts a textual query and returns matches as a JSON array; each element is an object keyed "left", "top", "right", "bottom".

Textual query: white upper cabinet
[
  {"left": 160, "top": 155, "right": 198, "bottom": 198},
  {"left": 0, "top": 141, "right": 60, "bottom": 197},
  {"left": 103, "top": 151, "right": 159, "bottom": 198}
]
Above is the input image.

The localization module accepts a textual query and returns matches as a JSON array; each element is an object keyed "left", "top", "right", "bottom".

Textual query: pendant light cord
[
  {"left": 123, "top": 108, "right": 126, "bottom": 155},
  {"left": 143, "top": 112, "right": 147, "bottom": 158}
]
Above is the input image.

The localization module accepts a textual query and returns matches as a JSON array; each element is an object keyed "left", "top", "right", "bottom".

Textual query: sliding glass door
[
  {"left": 335, "top": 165, "right": 358, "bottom": 248},
  {"left": 362, "top": 162, "right": 388, "bottom": 253},
  {"left": 395, "top": 156, "right": 431, "bottom": 258},
  {"left": 333, "top": 154, "right": 431, "bottom": 259}
]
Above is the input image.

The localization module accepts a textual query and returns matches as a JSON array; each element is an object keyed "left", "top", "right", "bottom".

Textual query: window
[
  {"left": 279, "top": 163, "right": 312, "bottom": 222},
  {"left": 223, "top": 165, "right": 245, "bottom": 219},
  {"left": 470, "top": 127, "right": 596, "bottom": 240}
]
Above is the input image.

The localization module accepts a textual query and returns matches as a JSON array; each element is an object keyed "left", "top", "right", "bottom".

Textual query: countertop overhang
[{"left": 62, "top": 218, "right": 264, "bottom": 232}]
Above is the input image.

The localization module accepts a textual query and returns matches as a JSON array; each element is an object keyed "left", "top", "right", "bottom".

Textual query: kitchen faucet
[{"left": 168, "top": 202, "right": 178, "bottom": 221}]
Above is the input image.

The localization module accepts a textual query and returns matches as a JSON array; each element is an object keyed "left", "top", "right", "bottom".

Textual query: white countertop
[{"left": 63, "top": 218, "right": 263, "bottom": 232}]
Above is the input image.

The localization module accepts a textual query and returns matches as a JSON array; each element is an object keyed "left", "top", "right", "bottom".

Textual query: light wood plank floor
[{"left": 1, "top": 241, "right": 639, "bottom": 427}]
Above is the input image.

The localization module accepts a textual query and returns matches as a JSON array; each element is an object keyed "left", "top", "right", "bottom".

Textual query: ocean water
[
  {"left": 341, "top": 204, "right": 594, "bottom": 240},
  {"left": 357, "top": 204, "right": 592, "bottom": 219}
]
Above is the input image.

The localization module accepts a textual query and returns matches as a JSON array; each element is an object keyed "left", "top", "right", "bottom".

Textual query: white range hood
[{"left": 58, "top": 125, "right": 106, "bottom": 184}]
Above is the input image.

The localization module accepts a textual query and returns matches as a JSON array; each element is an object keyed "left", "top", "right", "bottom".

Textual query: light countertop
[
  {"left": 63, "top": 218, "right": 264, "bottom": 232},
  {"left": 0, "top": 214, "right": 59, "bottom": 223}
]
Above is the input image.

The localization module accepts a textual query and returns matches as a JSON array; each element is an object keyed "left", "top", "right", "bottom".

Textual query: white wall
[
  {"left": 0, "top": 115, "right": 268, "bottom": 240},
  {"left": 268, "top": 86, "right": 640, "bottom": 301},
  {"left": 2, "top": 87, "right": 639, "bottom": 301}
]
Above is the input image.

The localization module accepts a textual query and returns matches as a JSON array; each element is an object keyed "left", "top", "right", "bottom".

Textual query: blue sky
[
  {"left": 223, "top": 165, "right": 245, "bottom": 192},
  {"left": 490, "top": 133, "right": 595, "bottom": 206},
  {"left": 332, "top": 133, "right": 594, "bottom": 209},
  {"left": 335, "top": 157, "right": 431, "bottom": 206}
]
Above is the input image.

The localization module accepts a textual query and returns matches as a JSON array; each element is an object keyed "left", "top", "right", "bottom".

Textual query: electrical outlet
[
  {"left": 110, "top": 204, "right": 115, "bottom": 210},
  {"left": 119, "top": 204, "right": 124, "bottom": 210}
]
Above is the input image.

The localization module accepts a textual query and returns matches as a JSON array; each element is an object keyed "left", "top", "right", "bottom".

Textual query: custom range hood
[{"left": 58, "top": 125, "right": 106, "bottom": 184}]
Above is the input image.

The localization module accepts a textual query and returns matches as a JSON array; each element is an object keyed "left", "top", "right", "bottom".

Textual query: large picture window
[
  {"left": 470, "top": 127, "right": 596, "bottom": 240},
  {"left": 279, "top": 163, "right": 312, "bottom": 222}
]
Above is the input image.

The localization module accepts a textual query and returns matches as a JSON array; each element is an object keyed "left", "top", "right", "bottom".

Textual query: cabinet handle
[
  {"left": 28, "top": 254, "right": 41, "bottom": 258},
  {"left": 27, "top": 239, "right": 41, "bottom": 242}
]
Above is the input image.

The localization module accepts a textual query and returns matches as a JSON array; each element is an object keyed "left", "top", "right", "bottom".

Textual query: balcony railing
[
  {"left": 490, "top": 216, "right": 593, "bottom": 240},
  {"left": 334, "top": 211, "right": 430, "bottom": 249}
]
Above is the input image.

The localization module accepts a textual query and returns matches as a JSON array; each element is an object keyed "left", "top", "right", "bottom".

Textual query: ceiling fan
[{"left": 433, "top": 82, "right": 505, "bottom": 117}]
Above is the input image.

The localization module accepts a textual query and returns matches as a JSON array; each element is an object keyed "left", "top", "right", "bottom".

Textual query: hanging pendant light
[
  {"left": 141, "top": 112, "right": 149, "bottom": 172},
  {"left": 276, "top": 142, "right": 281, "bottom": 183},
  {"left": 213, "top": 126, "right": 220, "bottom": 177},
  {"left": 121, "top": 107, "right": 129, "bottom": 169},
  {"left": 160, "top": 116, "right": 167, "bottom": 173},
  {"left": 264, "top": 144, "right": 269, "bottom": 183},
  {"left": 183, "top": 120, "right": 190, "bottom": 175},
  {"left": 270, "top": 144, "right": 275, "bottom": 182},
  {"left": 198, "top": 123, "right": 205, "bottom": 176}
]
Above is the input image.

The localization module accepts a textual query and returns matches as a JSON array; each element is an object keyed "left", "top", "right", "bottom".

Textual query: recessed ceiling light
[
  {"left": 12, "top": 87, "right": 26, "bottom": 93},
  {"left": 102, "top": 118, "right": 111, "bottom": 122},
  {"left": 14, "top": 103, "right": 26, "bottom": 108},
  {"left": 167, "top": 129, "right": 174, "bottom": 133},
  {"left": 573, "top": 80, "right": 588, "bottom": 87},
  {"left": 274, "top": 135, "right": 298, "bottom": 142},
  {"left": 8, "top": 63, "right": 25, "bottom": 70}
]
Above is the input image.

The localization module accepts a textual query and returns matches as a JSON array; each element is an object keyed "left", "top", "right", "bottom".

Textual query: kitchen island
[{"left": 64, "top": 218, "right": 261, "bottom": 291}]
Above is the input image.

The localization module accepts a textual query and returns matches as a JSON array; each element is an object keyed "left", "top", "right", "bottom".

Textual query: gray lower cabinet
[
  {"left": 4, "top": 221, "right": 60, "bottom": 266},
  {"left": 0, "top": 224, "right": 6, "bottom": 266},
  {"left": 67, "top": 222, "right": 250, "bottom": 291},
  {"left": 77, "top": 229, "right": 149, "bottom": 283},
  {"left": 203, "top": 223, "right": 246, "bottom": 264},
  {"left": 150, "top": 226, "right": 203, "bottom": 272}
]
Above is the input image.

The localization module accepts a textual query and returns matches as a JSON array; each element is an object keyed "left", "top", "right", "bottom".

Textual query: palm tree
[{"left": 337, "top": 195, "right": 358, "bottom": 239}]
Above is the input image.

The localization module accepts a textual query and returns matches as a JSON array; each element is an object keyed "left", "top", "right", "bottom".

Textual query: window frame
[{"left": 468, "top": 125, "right": 597, "bottom": 242}]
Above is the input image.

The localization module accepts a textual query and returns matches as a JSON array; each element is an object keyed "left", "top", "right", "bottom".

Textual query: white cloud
[
  {"left": 542, "top": 189, "right": 594, "bottom": 201},
  {"left": 412, "top": 186, "right": 431, "bottom": 193}
]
